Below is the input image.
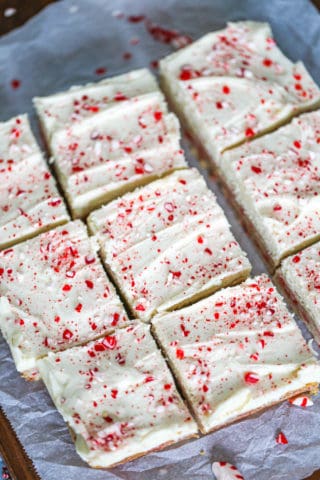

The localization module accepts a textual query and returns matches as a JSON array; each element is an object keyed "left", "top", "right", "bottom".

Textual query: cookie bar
[
  {"left": 160, "top": 21, "right": 320, "bottom": 164},
  {"left": 275, "top": 241, "right": 320, "bottom": 345},
  {"left": 37, "top": 322, "right": 198, "bottom": 468},
  {"left": 0, "top": 221, "right": 129, "bottom": 379},
  {"left": 0, "top": 114, "right": 69, "bottom": 249},
  {"left": 88, "top": 168, "right": 251, "bottom": 322},
  {"left": 34, "top": 69, "right": 186, "bottom": 218},
  {"left": 220, "top": 111, "right": 320, "bottom": 269},
  {"left": 152, "top": 274, "right": 320, "bottom": 434}
]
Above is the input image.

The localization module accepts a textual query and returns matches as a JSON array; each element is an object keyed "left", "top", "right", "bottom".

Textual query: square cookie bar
[
  {"left": 0, "top": 114, "right": 69, "bottom": 249},
  {"left": 0, "top": 221, "right": 128, "bottom": 379},
  {"left": 160, "top": 21, "right": 320, "bottom": 163},
  {"left": 275, "top": 241, "right": 320, "bottom": 345},
  {"left": 152, "top": 274, "right": 320, "bottom": 434},
  {"left": 37, "top": 322, "right": 198, "bottom": 468},
  {"left": 221, "top": 111, "right": 320, "bottom": 269},
  {"left": 34, "top": 69, "right": 186, "bottom": 218},
  {"left": 88, "top": 168, "right": 251, "bottom": 322}
]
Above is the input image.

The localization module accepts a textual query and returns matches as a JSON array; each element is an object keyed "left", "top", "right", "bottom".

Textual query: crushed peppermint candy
[
  {"left": 276, "top": 431, "right": 288, "bottom": 445},
  {"left": 289, "top": 396, "right": 314, "bottom": 408},
  {"left": 212, "top": 461, "right": 244, "bottom": 480},
  {"left": 34, "top": 69, "right": 185, "bottom": 218},
  {"left": 0, "top": 221, "right": 128, "bottom": 379},
  {"left": 37, "top": 322, "right": 197, "bottom": 467}
]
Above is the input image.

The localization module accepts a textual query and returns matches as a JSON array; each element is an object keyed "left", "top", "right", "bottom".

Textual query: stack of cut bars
[{"left": 1, "top": 21, "right": 320, "bottom": 469}]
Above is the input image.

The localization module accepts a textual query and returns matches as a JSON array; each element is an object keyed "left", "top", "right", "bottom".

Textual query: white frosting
[
  {"left": 0, "top": 114, "right": 69, "bottom": 249},
  {"left": 277, "top": 241, "right": 320, "bottom": 344},
  {"left": 152, "top": 274, "right": 320, "bottom": 433},
  {"left": 34, "top": 69, "right": 186, "bottom": 217},
  {"left": 88, "top": 169, "right": 251, "bottom": 322},
  {"left": 0, "top": 221, "right": 128, "bottom": 378},
  {"left": 160, "top": 21, "right": 320, "bottom": 160},
  {"left": 34, "top": 69, "right": 159, "bottom": 140},
  {"left": 37, "top": 322, "right": 197, "bottom": 467},
  {"left": 221, "top": 111, "right": 320, "bottom": 266}
]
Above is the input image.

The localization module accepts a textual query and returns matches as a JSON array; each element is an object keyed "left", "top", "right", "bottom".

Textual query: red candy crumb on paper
[
  {"left": 276, "top": 432, "right": 288, "bottom": 445},
  {"left": 289, "top": 395, "right": 314, "bottom": 407},
  {"left": 212, "top": 461, "right": 244, "bottom": 480},
  {"left": 145, "top": 19, "right": 192, "bottom": 49},
  {"left": 127, "top": 15, "right": 145, "bottom": 23},
  {"left": 10, "top": 79, "right": 21, "bottom": 89},
  {"left": 95, "top": 67, "right": 106, "bottom": 75}
]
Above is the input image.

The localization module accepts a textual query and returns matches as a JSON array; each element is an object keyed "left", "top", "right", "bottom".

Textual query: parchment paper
[{"left": 0, "top": 1, "right": 320, "bottom": 479}]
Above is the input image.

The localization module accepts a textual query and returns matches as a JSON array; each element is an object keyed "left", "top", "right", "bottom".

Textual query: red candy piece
[
  {"left": 176, "top": 348, "right": 184, "bottom": 360},
  {"left": 276, "top": 431, "right": 288, "bottom": 444},
  {"left": 212, "top": 461, "right": 244, "bottom": 480},
  {"left": 251, "top": 165, "right": 262, "bottom": 174},
  {"left": 85, "top": 279, "right": 94, "bottom": 289},
  {"left": 244, "top": 372, "right": 259, "bottom": 384},
  {"left": 11, "top": 79, "right": 21, "bottom": 89},
  {"left": 289, "top": 395, "right": 314, "bottom": 407},
  {"left": 63, "top": 329, "right": 73, "bottom": 340}
]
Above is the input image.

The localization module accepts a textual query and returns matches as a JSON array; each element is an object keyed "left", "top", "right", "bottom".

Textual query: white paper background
[{"left": 0, "top": 1, "right": 320, "bottom": 479}]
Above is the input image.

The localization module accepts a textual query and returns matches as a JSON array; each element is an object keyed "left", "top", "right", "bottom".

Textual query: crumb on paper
[
  {"left": 95, "top": 67, "right": 106, "bottom": 75},
  {"left": 10, "top": 79, "right": 21, "bottom": 90},
  {"left": 130, "top": 37, "right": 140, "bottom": 45},
  {"left": 158, "top": 468, "right": 168, "bottom": 477},
  {"left": 69, "top": 5, "right": 79, "bottom": 14},
  {"left": 308, "top": 339, "right": 319, "bottom": 357},
  {"left": 276, "top": 431, "right": 289, "bottom": 445},
  {"left": 123, "top": 52, "right": 132, "bottom": 60},
  {"left": 112, "top": 10, "right": 124, "bottom": 18},
  {"left": 199, "top": 448, "right": 206, "bottom": 455},
  {"left": 212, "top": 461, "right": 244, "bottom": 480},
  {"left": 289, "top": 395, "right": 314, "bottom": 408}
]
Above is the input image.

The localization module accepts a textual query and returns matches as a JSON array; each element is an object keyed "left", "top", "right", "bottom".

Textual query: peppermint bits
[
  {"left": 212, "top": 461, "right": 244, "bottom": 480},
  {"left": 63, "top": 329, "right": 73, "bottom": 340},
  {"left": 289, "top": 395, "right": 313, "bottom": 408},
  {"left": 276, "top": 431, "right": 288, "bottom": 445},
  {"left": 244, "top": 372, "right": 259, "bottom": 384}
]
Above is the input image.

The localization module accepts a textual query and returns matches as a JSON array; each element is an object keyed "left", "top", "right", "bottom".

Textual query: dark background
[{"left": 0, "top": 0, "right": 319, "bottom": 35}]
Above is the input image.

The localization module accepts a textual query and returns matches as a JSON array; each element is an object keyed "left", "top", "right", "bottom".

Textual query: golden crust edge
[
  {"left": 274, "top": 270, "right": 320, "bottom": 346},
  {"left": 68, "top": 425, "right": 198, "bottom": 469}
]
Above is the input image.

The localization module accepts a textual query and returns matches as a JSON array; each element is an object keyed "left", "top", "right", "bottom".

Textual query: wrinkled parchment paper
[{"left": 0, "top": 1, "right": 320, "bottom": 479}]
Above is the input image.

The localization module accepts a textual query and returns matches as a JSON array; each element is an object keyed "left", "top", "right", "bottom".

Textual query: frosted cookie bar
[
  {"left": 159, "top": 21, "right": 320, "bottom": 164},
  {"left": 34, "top": 69, "right": 186, "bottom": 218},
  {"left": 275, "top": 241, "right": 320, "bottom": 345},
  {"left": 0, "top": 114, "right": 69, "bottom": 249},
  {"left": 152, "top": 274, "right": 320, "bottom": 434},
  {"left": 37, "top": 322, "right": 198, "bottom": 468},
  {"left": 88, "top": 168, "right": 251, "bottom": 322},
  {"left": 221, "top": 111, "right": 320, "bottom": 269},
  {"left": 0, "top": 221, "right": 128, "bottom": 380}
]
